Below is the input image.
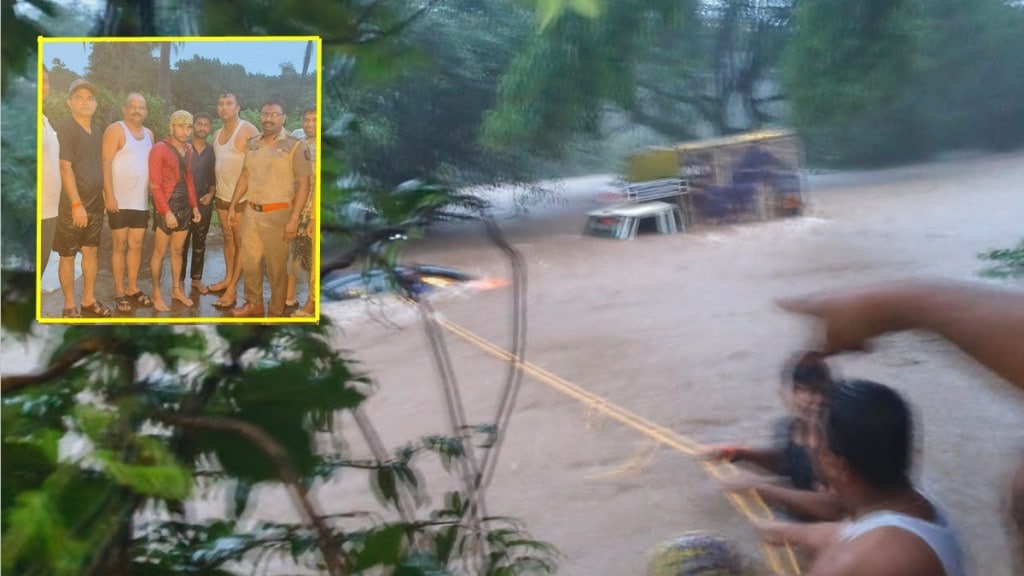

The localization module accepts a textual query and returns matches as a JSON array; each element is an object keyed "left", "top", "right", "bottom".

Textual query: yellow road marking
[{"left": 435, "top": 315, "right": 803, "bottom": 575}]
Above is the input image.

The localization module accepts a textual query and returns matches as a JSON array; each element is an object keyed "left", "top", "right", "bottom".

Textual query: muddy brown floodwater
[{"left": 312, "top": 151, "right": 1024, "bottom": 575}]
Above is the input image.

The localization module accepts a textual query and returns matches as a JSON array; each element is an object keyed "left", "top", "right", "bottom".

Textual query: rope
[{"left": 432, "top": 315, "right": 803, "bottom": 575}]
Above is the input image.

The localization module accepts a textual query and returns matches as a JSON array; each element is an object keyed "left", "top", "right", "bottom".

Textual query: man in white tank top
[
  {"left": 102, "top": 92, "right": 154, "bottom": 314},
  {"left": 208, "top": 91, "right": 258, "bottom": 309},
  {"left": 751, "top": 380, "right": 966, "bottom": 575},
  {"left": 40, "top": 66, "right": 61, "bottom": 276}
]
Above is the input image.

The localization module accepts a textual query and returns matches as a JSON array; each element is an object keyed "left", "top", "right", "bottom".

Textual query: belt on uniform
[{"left": 250, "top": 202, "right": 290, "bottom": 213}]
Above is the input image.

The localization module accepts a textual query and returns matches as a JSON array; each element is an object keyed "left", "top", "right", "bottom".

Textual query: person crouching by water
[
  {"left": 148, "top": 110, "right": 201, "bottom": 313},
  {"left": 702, "top": 352, "right": 843, "bottom": 521}
]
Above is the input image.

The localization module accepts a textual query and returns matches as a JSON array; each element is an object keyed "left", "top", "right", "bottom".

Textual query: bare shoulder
[
  {"left": 103, "top": 121, "right": 124, "bottom": 141},
  {"left": 240, "top": 120, "right": 260, "bottom": 137},
  {"left": 810, "top": 527, "right": 946, "bottom": 576},
  {"left": 234, "top": 121, "right": 260, "bottom": 150}
]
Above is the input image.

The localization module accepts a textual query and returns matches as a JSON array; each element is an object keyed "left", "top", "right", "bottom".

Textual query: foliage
[
  {"left": 782, "top": 0, "right": 1024, "bottom": 166},
  {"left": 979, "top": 240, "right": 1024, "bottom": 279},
  {"left": 332, "top": 0, "right": 541, "bottom": 188},
  {"left": 483, "top": 0, "right": 684, "bottom": 158},
  {"left": 40, "top": 41, "right": 316, "bottom": 135},
  {"left": 84, "top": 42, "right": 161, "bottom": 97},
  {"left": 43, "top": 86, "right": 168, "bottom": 140},
  {"left": 1, "top": 77, "right": 39, "bottom": 262}
]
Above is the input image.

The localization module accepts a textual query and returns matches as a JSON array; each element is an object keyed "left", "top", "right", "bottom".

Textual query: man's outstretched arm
[{"left": 779, "top": 278, "right": 1024, "bottom": 390}]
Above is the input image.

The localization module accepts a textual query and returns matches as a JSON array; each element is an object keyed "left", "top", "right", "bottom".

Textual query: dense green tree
[
  {"left": 85, "top": 42, "right": 160, "bottom": 96},
  {"left": 168, "top": 55, "right": 246, "bottom": 118},
  {"left": 45, "top": 58, "right": 79, "bottom": 93}
]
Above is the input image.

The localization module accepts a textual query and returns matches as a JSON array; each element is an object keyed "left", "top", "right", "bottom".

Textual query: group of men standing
[{"left": 40, "top": 67, "right": 317, "bottom": 319}]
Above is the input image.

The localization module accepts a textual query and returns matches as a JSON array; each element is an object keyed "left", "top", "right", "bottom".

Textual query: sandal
[
  {"left": 62, "top": 307, "right": 80, "bottom": 318},
  {"left": 81, "top": 300, "right": 112, "bottom": 318},
  {"left": 115, "top": 296, "right": 132, "bottom": 313},
  {"left": 126, "top": 291, "right": 153, "bottom": 308}
]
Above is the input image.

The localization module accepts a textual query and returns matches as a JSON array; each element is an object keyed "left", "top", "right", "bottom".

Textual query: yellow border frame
[{"left": 37, "top": 35, "right": 323, "bottom": 325}]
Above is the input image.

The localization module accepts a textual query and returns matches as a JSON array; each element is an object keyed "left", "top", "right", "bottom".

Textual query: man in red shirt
[{"left": 148, "top": 110, "right": 201, "bottom": 313}]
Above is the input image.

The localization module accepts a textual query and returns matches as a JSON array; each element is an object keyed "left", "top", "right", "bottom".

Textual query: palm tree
[
  {"left": 159, "top": 42, "right": 171, "bottom": 109},
  {"left": 301, "top": 39, "right": 315, "bottom": 93}
]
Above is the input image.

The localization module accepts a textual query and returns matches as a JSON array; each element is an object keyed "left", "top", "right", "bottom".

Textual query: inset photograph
[{"left": 37, "top": 36, "right": 321, "bottom": 324}]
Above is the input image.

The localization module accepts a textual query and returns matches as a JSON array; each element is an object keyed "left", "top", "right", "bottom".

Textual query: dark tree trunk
[{"left": 159, "top": 42, "right": 172, "bottom": 110}]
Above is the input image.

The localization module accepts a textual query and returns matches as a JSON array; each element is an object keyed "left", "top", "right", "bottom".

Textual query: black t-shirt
[
  {"left": 55, "top": 116, "right": 104, "bottom": 213},
  {"left": 191, "top": 142, "right": 216, "bottom": 200}
]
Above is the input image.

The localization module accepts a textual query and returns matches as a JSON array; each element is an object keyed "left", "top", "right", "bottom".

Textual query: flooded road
[{"left": 313, "top": 151, "right": 1024, "bottom": 574}]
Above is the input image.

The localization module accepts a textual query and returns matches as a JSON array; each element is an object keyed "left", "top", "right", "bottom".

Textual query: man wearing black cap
[{"left": 54, "top": 78, "right": 110, "bottom": 318}]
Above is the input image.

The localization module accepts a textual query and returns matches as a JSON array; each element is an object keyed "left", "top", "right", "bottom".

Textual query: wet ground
[{"left": 39, "top": 216, "right": 311, "bottom": 320}]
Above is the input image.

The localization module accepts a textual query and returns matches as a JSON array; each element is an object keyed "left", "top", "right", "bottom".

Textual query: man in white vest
[
  {"left": 40, "top": 66, "right": 61, "bottom": 277},
  {"left": 102, "top": 92, "right": 155, "bottom": 314},
  {"left": 208, "top": 91, "right": 258, "bottom": 309}
]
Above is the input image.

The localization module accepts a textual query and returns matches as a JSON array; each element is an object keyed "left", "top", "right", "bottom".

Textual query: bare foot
[
  {"left": 172, "top": 290, "right": 194, "bottom": 307},
  {"left": 214, "top": 290, "right": 236, "bottom": 308},
  {"left": 191, "top": 279, "right": 210, "bottom": 294},
  {"left": 153, "top": 295, "right": 170, "bottom": 312},
  {"left": 208, "top": 280, "right": 229, "bottom": 293}
]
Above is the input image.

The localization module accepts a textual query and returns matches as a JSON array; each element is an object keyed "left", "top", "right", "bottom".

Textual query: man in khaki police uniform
[{"left": 227, "top": 98, "right": 311, "bottom": 317}]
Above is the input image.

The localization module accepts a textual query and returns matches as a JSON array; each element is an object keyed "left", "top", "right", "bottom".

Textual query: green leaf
[
  {"left": 95, "top": 438, "right": 191, "bottom": 500},
  {"left": 1, "top": 438, "right": 59, "bottom": 514},
  {"left": 196, "top": 339, "right": 365, "bottom": 481},
  {"left": 0, "top": 268, "right": 36, "bottom": 335},
  {"left": 353, "top": 524, "right": 407, "bottom": 571},
  {"left": 536, "top": 0, "right": 566, "bottom": 29},
  {"left": 233, "top": 479, "right": 252, "bottom": 519},
  {"left": 2, "top": 488, "right": 91, "bottom": 576},
  {"left": 568, "top": 0, "right": 601, "bottom": 19},
  {"left": 374, "top": 466, "right": 399, "bottom": 508},
  {"left": 74, "top": 404, "right": 118, "bottom": 441},
  {"left": 434, "top": 524, "right": 459, "bottom": 565}
]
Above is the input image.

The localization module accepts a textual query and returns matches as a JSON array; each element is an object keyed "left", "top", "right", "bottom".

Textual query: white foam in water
[{"left": 698, "top": 216, "right": 830, "bottom": 244}]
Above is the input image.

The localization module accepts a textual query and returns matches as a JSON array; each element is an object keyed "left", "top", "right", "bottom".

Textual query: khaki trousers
[{"left": 240, "top": 208, "right": 291, "bottom": 315}]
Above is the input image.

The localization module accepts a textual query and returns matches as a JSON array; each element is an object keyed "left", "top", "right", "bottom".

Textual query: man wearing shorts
[
  {"left": 54, "top": 78, "right": 109, "bottom": 318},
  {"left": 227, "top": 98, "right": 311, "bottom": 317},
  {"left": 102, "top": 92, "right": 154, "bottom": 313},
  {"left": 148, "top": 110, "right": 201, "bottom": 313},
  {"left": 179, "top": 112, "right": 216, "bottom": 294},
  {"left": 209, "top": 91, "right": 258, "bottom": 309}
]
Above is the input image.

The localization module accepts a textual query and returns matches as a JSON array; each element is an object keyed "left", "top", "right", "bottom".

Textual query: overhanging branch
[
  {"left": 1, "top": 338, "right": 108, "bottom": 395},
  {"left": 154, "top": 413, "right": 349, "bottom": 576}
]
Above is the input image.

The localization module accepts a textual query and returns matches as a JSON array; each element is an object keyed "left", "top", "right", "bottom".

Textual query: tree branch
[
  {"left": 362, "top": 0, "right": 443, "bottom": 43},
  {"left": 1, "top": 338, "right": 108, "bottom": 395},
  {"left": 153, "top": 413, "right": 349, "bottom": 576}
]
